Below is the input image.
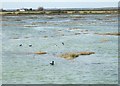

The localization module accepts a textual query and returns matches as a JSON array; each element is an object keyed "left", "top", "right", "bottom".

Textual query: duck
[
  {"left": 62, "top": 42, "right": 64, "bottom": 45},
  {"left": 29, "top": 44, "right": 32, "bottom": 47},
  {"left": 19, "top": 44, "right": 22, "bottom": 46},
  {"left": 50, "top": 61, "right": 55, "bottom": 65}
]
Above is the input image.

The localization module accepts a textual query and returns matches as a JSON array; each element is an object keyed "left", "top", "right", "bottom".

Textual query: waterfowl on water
[
  {"left": 50, "top": 61, "right": 55, "bottom": 65},
  {"left": 29, "top": 44, "right": 32, "bottom": 47},
  {"left": 62, "top": 42, "right": 64, "bottom": 45},
  {"left": 19, "top": 44, "right": 22, "bottom": 46}
]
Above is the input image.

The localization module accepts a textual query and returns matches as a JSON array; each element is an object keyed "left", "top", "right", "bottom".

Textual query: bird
[
  {"left": 19, "top": 44, "right": 22, "bottom": 46},
  {"left": 62, "top": 42, "right": 64, "bottom": 45},
  {"left": 50, "top": 61, "right": 55, "bottom": 65},
  {"left": 29, "top": 44, "right": 32, "bottom": 47}
]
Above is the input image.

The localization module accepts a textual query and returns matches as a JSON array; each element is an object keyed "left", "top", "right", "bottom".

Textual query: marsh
[{"left": 2, "top": 14, "right": 118, "bottom": 84}]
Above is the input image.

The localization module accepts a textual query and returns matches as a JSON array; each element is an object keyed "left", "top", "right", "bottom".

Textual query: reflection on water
[{"left": 2, "top": 14, "right": 118, "bottom": 84}]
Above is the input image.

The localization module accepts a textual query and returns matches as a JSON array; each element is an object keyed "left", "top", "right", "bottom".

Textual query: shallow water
[{"left": 2, "top": 14, "right": 118, "bottom": 84}]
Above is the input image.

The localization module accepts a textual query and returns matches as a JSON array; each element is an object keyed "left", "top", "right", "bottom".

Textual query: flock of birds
[
  {"left": 19, "top": 42, "right": 65, "bottom": 66},
  {"left": 19, "top": 44, "right": 32, "bottom": 47}
]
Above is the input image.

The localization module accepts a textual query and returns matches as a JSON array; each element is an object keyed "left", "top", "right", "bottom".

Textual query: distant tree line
[
  {"left": 37, "top": 7, "right": 44, "bottom": 11},
  {"left": 0, "top": 7, "right": 118, "bottom": 12},
  {"left": 0, "top": 6, "right": 44, "bottom": 12}
]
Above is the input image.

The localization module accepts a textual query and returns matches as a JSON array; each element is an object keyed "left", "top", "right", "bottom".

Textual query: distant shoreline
[{"left": 0, "top": 9, "right": 118, "bottom": 16}]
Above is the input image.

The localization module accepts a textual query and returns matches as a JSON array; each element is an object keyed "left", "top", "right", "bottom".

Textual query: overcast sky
[
  {"left": 1, "top": 0, "right": 119, "bottom": 9},
  {"left": 1, "top": 0, "right": 119, "bottom": 2}
]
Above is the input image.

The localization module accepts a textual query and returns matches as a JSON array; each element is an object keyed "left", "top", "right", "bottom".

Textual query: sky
[{"left": 1, "top": 0, "right": 119, "bottom": 9}]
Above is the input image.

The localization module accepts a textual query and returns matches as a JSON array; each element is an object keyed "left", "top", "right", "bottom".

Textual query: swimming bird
[
  {"left": 29, "top": 44, "right": 32, "bottom": 47},
  {"left": 19, "top": 44, "right": 22, "bottom": 46},
  {"left": 62, "top": 42, "right": 64, "bottom": 45},
  {"left": 50, "top": 61, "right": 55, "bottom": 65}
]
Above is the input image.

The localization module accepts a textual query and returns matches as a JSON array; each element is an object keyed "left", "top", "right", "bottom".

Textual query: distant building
[
  {"left": 19, "top": 8, "right": 26, "bottom": 11},
  {"left": 0, "top": 8, "right": 6, "bottom": 12},
  {"left": 19, "top": 8, "right": 33, "bottom": 11}
]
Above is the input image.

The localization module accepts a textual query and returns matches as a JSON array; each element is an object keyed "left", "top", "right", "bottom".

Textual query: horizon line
[{"left": 1, "top": 6, "right": 118, "bottom": 10}]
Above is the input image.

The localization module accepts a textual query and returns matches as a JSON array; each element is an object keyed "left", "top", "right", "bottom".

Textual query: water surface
[{"left": 2, "top": 14, "right": 118, "bottom": 84}]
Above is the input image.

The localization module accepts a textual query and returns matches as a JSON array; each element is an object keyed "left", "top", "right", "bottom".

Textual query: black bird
[
  {"left": 62, "top": 42, "right": 64, "bottom": 45},
  {"left": 50, "top": 61, "right": 55, "bottom": 65},
  {"left": 19, "top": 44, "right": 22, "bottom": 46},
  {"left": 29, "top": 44, "right": 32, "bottom": 47}
]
